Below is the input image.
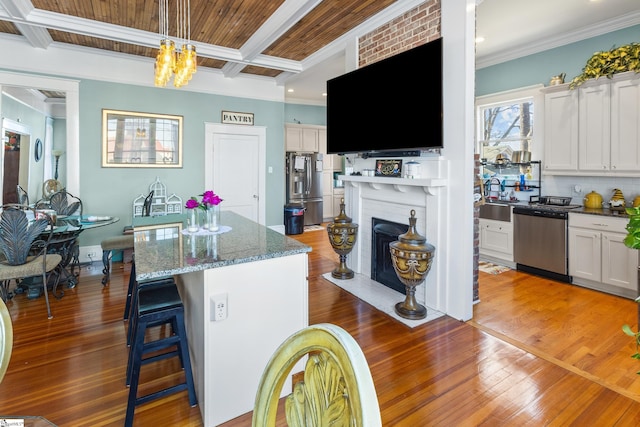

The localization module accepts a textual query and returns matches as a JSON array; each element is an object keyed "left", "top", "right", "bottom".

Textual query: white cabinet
[
  {"left": 610, "top": 77, "right": 640, "bottom": 172},
  {"left": 543, "top": 88, "right": 578, "bottom": 171},
  {"left": 578, "top": 83, "right": 610, "bottom": 171},
  {"left": 285, "top": 124, "right": 321, "bottom": 152},
  {"left": 479, "top": 218, "right": 513, "bottom": 262},
  {"left": 543, "top": 72, "right": 640, "bottom": 176},
  {"left": 322, "top": 170, "right": 334, "bottom": 220},
  {"left": 569, "top": 213, "right": 638, "bottom": 298}
]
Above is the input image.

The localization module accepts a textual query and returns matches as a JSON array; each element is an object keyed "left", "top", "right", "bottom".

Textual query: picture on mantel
[{"left": 375, "top": 159, "right": 402, "bottom": 177}]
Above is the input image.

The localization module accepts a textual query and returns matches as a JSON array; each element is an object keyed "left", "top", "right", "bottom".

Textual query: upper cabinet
[
  {"left": 285, "top": 123, "right": 321, "bottom": 152},
  {"left": 542, "top": 72, "right": 640, "bottom": 176}
]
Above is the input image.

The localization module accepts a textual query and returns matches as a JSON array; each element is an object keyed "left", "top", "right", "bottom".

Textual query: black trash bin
[{"left": 284, "top": 203, "right": 305, "bottom": 235}]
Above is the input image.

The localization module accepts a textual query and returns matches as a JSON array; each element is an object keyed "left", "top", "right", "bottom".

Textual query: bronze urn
[
  {"left": 326, "top": 198, "right": 358, "bottom": 279},
  {"left": 389, "top": 209, "right": 435, "bottom": 319}
]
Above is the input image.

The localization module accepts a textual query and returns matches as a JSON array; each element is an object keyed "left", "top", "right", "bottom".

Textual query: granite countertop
[
  {"left": 570, "top": 206, "right": 629, "bottom": 218},
  {"left": 134, "top": 211, "right": 312, "bottom": 281}
]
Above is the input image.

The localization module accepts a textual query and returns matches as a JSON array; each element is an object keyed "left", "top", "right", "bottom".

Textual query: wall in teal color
[
  {"left": 284, "top": 103, "right": 326, "bottom": 125},
  {"left": 77, "top": 79, "right": 285, "bottom": 247},
  {"left": 476, "top": 25, "right": 640, "bottom": 96},
  {"left": 1, "top": 95, "right": 47, "bottom": 200}
]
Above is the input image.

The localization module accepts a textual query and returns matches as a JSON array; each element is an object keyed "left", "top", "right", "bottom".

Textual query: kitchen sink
[{"left": 479, "top": 202, "right": 511, "bottom": 222}]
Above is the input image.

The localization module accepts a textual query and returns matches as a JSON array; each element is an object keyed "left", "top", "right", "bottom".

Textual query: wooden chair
[
  {"left": 252, "top": 323, "right": 381, "bottom": 427},
  {"left": 0, "top": 297, "right": 12, "bottom": 383},
  {"left": 0, "top": 204, "right": 63, "bottom": 319}
]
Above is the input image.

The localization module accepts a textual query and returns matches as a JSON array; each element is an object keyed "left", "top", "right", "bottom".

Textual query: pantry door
[{"left": 204, "top": 123, "right": 266, "bottom": 224}]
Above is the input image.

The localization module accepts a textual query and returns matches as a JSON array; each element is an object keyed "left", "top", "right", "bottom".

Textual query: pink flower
[
  {"left": 201, "top": 190, "right": 223, "bottom": 207},
  {"left": 187, "top": 190, "right": 223, "bottom": 210},
  {"left": 185, "top": 198, "right": 200, "bottom": 209}
]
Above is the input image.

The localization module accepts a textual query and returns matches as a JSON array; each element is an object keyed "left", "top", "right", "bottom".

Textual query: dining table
[{"left": 18, "top": 215, "right": 119, "bottom": 299}]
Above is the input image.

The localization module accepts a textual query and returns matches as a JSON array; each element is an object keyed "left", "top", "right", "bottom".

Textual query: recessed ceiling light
[
  {"left": 287, "top": 88, "right": 294, "bottom": 93},
  {"left": 475, "top": 36, "right": 485, "bottom": 44},
  {"left": 322, "top": 93, "right": 327, "bottom": 97}
]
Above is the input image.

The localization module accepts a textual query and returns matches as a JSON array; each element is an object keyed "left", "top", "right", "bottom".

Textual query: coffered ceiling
[{"left": 0, "top": 0, "right": 638, "bottom": 105}]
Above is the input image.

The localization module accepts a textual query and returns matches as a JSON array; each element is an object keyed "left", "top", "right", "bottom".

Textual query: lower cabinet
[
  {"left": 479, "top": 218, "right": 513, "bottom": 262},
  {"left": 569, "top": 213, "right": 638, "bottom": 298}
]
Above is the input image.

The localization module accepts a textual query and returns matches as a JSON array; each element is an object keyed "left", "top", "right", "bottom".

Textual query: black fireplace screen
[{"left": 371, "top": 217, "right": 407, "bottom": 294}]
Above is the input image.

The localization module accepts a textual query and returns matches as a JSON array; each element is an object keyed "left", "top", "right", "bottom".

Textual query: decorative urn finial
[
  {"left": 326, "top": 198, "right": 359, "bottom": 279},
  {"left": 389, "top": 209, "right": 435, "bottom": 319}
]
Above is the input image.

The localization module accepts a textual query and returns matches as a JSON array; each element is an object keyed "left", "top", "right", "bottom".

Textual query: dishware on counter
[
  {"left": 511, "top": 150, "right": 531, "bottom": 163},
  {"left": 583, "top": 191, "right": 603, "bottom": 209}
]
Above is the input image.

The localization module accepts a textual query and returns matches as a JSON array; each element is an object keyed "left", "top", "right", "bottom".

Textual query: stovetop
[{"left": 526, "top": 203, "right": 581, "bottom": 212}]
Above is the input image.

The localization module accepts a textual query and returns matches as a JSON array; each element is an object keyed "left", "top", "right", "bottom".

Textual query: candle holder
[
  {"left": 389, "top": 209, "right": 435, "bottom": 320},
  {"left": 326, "top": 198, "right": 358, "bottom": 279}
]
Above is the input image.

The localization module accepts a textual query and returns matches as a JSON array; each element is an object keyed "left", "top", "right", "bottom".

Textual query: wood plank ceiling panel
[
  {"left": 264, "top": 0, "right": 397, "bottom": 60},
  {"left": 5, "top": 0, "right": 397, "bottom": 77}
]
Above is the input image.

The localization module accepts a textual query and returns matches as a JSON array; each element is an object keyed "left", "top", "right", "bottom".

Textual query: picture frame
[
  {"left": 102, "top": 109, "right": 183, "bottom": 168},
  {"left": 375, "top": 159, "right": 402, "bottom": 177}
]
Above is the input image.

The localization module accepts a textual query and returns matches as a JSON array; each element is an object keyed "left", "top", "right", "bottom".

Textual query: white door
[{"left": 205, "top": 123, "right": 266, "bottom": 224}]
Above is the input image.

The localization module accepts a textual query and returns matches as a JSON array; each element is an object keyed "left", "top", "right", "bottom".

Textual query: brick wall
[
  {"left": 359, "top": 0, "right": 441, "bottom": 67},
  {"left": 358, "top": 0, "right": 480, "bottom": 302}
]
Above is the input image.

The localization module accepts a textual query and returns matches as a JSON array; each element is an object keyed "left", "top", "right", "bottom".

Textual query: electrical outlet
[
  {"left": 211, "top": 293, "right": 228, "bottom": 321},
  {"left": 86, "top": 251, "right": 98, "bottom": 259}
]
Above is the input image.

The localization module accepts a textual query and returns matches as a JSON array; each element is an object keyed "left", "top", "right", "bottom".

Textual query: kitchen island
[{"left": 134, "top": 211, "right": 311, "bottom": 426}]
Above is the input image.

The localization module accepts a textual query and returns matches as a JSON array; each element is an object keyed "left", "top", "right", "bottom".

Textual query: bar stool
[
  {"left": 101, "top": 234, "right": 134, "bottom": 285},
  {"left": 124, "top": 280, "right": 197, "bottom": 426}
]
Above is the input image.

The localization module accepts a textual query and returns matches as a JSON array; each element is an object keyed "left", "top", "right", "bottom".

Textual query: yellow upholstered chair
[
  {"left": 252, "top": 323, "right": 381, "bottom": 427},
  {"left": 0, "top": 297, "right": 12, "bottom": 383}
]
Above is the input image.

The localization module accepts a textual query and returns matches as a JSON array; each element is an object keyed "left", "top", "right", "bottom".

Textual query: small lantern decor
[
  {"left": 327, "top": 198, "right": 359, "bottom": 279},
  {"left": 389, "top": 209, "right": 435, "bottom": 320}
]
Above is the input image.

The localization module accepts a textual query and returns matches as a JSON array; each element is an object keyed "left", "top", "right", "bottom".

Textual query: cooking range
[{"left": 513, "top": 196, "right": 580, "bottom": 283}]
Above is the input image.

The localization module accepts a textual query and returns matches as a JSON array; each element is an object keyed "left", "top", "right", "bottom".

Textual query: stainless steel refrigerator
[{"left": 286, "top": 152, "right": 323, "bottom": 225}]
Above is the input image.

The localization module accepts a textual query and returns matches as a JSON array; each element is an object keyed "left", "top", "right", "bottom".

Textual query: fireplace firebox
[{"left": 371, "top": 217, "right": 408, "bottom": 294}]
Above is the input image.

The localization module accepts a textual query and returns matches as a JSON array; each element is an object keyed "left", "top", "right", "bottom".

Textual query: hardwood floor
[{"left": 2, "top": 228, "right": 640, "bottom": 425}]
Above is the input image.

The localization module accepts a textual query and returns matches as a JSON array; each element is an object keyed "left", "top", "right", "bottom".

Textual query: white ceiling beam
[
  {"left": 0, "top": 0, "right": 52, "bottom": 48},
  {"left": 0, "top": 4, "right": 307, "bottom": 74},
  {"left": 222, "top": 0, "right": 322, "bottom": 77}
]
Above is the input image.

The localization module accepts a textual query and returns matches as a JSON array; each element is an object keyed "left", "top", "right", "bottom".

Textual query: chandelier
[{"left": 154, "top": 0, "right": 197, "bottom": 88}]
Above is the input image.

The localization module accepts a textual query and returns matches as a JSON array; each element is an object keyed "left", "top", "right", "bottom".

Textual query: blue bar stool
[
  {"left": 124, "top": 259, "right": 175, "bottom": 346},
  {"left": 124, "top": 280, "right": 197, "bottom": 426}
]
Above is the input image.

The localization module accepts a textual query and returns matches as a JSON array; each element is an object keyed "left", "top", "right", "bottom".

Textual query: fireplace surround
[{"left": 339, "top": 159, "right": 447, "bottom": 315}]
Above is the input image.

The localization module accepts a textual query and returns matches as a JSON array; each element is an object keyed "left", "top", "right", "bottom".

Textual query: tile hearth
[{"left": 322, "top": 273, "right": 445, "bottom": 328}]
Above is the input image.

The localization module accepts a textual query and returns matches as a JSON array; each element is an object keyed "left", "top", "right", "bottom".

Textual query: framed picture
[
  {"left": 375, "top": 159, "right": 402, "bottom": 177},
  {"left": 102, "top": 109, "right": 183, "bottom": 168}
]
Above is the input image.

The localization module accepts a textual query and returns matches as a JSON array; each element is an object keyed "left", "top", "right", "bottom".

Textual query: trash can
[{"left": 284, "top": 203, "right": 305, "bottom": 235}]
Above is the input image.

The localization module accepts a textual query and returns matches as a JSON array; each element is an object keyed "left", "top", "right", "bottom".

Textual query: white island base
[{"left": 176, "top": 253, "right": 309, "bottom": 426}]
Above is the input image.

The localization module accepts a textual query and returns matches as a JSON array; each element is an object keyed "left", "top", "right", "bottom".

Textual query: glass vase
[
  {"left": 205, "top": 205, "right": 220, "bottom": 232},
  {"left": 187, "top": 209, "right": 199, "bottom": 233}
]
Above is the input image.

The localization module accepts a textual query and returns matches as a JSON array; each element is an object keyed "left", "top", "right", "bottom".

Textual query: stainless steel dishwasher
[{"left": 513, "top": 198, "right": 580, "bottom": 283}]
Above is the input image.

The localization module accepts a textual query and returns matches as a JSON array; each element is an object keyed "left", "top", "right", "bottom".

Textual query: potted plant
[
  {"left": 569, "top": 42, "right": 640, "bottom": 89},
  {"left": 622, "top": 205, "right": 640, "bottom": 373}
]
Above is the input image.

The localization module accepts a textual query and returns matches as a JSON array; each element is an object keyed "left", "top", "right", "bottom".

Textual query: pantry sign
[{"left": 221, "top": 111, "right": 254, "bottom": 125}]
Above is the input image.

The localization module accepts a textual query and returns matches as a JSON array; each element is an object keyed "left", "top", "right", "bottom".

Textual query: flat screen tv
[{"left": 326, "top": 37, "right": 443, "bottom": 156}]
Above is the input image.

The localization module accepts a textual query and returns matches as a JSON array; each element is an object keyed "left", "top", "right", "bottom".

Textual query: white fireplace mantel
[
  {"left": 340, "top": 158, "right": 449, "bottom": 316},
  {"left": 339, "top": 175, "right": 447, "bottom": 195}
]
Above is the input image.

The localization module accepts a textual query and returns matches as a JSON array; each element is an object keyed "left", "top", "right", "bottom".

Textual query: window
[{"left": 476, "top": 85, "right": 543, "bottom": 164}]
